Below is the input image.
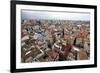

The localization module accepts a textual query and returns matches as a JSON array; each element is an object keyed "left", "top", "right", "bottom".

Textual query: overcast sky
[{"left": 21, "top": 10, "right": 90, "bottom": 21}]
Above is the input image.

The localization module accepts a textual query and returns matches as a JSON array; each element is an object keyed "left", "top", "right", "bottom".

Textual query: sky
[{"left": 21, "top": 10, "right": 90, "bottom": 21}]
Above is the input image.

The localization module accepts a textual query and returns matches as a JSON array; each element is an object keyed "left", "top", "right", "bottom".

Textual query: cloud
[{"left": 21, "top": 10, "right": 90, "bottom": 21}]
